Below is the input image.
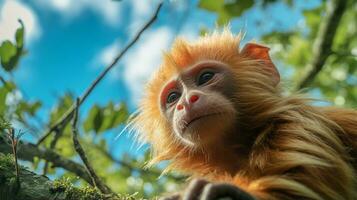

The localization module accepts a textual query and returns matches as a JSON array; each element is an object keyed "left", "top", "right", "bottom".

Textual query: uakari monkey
[{"left": 132, "top": 30, "right": 357, "bottom": 200}]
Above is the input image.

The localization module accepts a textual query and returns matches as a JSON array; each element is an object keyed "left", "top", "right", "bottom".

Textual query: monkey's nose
[
  {"left": 177, "top": 104, "right": 184, "bottom": 110},
  {"left": 189, "top": 95, "right": 199, "bottom": 103},
  {"left": 177, "top": 95, "right": 200, "bottom": 111}
]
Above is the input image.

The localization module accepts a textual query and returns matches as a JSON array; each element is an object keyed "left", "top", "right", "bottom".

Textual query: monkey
[{"left": 131, "top": 30, "right": 357, "bottom": 200}]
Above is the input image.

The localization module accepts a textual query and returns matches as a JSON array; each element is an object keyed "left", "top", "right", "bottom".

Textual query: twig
[
  {"left": 7, "top": 128, "right": 21, "bottom": 192},
  {"left": 71, "top": 99, "right": 113, "bottom": 194},
  {"left": 36, "top": 2, "right": 163, "bottom": 146},
  {"left": 296, "top": 0, "right": 347, "bottom": 90}
]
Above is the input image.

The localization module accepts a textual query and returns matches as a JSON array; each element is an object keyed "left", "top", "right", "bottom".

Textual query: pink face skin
[{"left": 159, "top": 60, "right": 237, "bottom": 146}]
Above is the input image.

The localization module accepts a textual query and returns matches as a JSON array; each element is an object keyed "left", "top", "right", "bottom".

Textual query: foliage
[
  {"left": 0, "top": 20, "right": 25, "bottom": 72},
  {"left": 0, "top": 0, "right": 356, "bottom": 199},
  {"left": 0, "top": 153, "right": 21, "bottom": 182},
  {"left": 199, "top": 0, "right": 357, "bottom": 107},
  {"left": 51, "top": 179, "right": 116, "bottom": 200},
  {"left": 199, "top": 0, "right": 254, "bottom": 25},
  {"left": 0, "top": 17, "right": 179, "bottom": 199}
]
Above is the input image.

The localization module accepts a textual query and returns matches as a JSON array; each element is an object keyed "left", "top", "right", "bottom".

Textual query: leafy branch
[
  {"left": 36, "top": 2, "right": 164, "bottom": 145},
  {"left": 296, "top": 0, "right": 348, "bottom": 90}
]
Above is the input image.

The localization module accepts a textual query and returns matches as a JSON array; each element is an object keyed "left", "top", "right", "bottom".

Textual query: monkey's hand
[{"left": 160, "top": 179, "right": 256, "bottom": 200}]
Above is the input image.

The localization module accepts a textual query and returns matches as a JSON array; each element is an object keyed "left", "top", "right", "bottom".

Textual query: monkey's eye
[
  {"left": 166, "top": 91, "right": 181, "bottom": 104},
  {"left": 197, "top": 71, "right": 215, "bottom": 86}
]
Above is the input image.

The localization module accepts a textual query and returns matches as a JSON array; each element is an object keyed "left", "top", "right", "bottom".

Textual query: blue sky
[{"left": 0, "top": 0, "right": 321, "bottom": 158}]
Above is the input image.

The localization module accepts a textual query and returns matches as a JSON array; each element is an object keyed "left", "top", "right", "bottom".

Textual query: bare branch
[
  {"left": 36, "top": 2, "right": 164, "bottom": 145},
  {"left": 71, "top": 99, "right": 113, "bottom": 194},
  {"left": 296, "top": 0, "right": 347, "bottom": 90}
]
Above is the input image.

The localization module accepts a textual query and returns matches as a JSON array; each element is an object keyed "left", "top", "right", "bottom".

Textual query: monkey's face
[{"left": 159, "top": 60, "right": 237, "bottom": 146}]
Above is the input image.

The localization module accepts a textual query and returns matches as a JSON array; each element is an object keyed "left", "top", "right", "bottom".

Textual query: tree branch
[
  {"left": 0, "top": 134, "right": 177, "bottom": 186},
  {"left": 36, "top": 2, "right": 164, "bottom": 146},
  {"left": 296, "top": 0, "right": 347, "bottom": 90},
  {"left": 71, "top": 99, "right": 113, "bottom": 194},
  {"left": 0, "top": 136, "right": 93, "bottom": 184},
  {"left": 0, "top": 154, "right": 121, "bottom": 200}
]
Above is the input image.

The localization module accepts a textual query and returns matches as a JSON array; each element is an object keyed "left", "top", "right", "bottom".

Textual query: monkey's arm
[{"left": 160, "top": 179, "right": 255, "bottom": 200}]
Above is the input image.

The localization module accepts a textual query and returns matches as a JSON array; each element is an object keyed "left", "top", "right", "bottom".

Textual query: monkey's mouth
[{"left": 182, "top": 113, "right": 220, "bottom": 133}]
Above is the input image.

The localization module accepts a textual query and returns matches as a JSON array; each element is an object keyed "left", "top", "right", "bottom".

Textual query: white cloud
[
  {"left": 122, "top": 27, "right": 173, "bottom": 103},
  {"left": 126, "top": 0, "right": 160, "bottom": 36},
  {"left": 0, "top": 0, "right": 41, "bottom": 43},
  {"left": 34, "top": 0, "right": 122, "bottom": 27},
  {"left": 97, "top": 27, "right": 173, "bottom": 103},
  {"left": 132, "top": 0, "right": 152, "bottom": 17},
  {"left": 97, "top": 41, "right": 121, "bottom": 66}
]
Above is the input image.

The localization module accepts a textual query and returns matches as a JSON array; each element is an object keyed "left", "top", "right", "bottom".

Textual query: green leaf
[
  {"left": 30, "top": 101, "right": 42, "bottom": 115},
  {"left": 15, "top": 20, "right": 24, "bottom": 48},
  {"left": 216, "top": 10, "right": 231, "bottom": 26},
  {"left": 199, "top": 0, "right": 254, "bottom": 26},
  {"left": 99, "top": 103, "right": 128, "bottom": 133},
  {"left": 111, "top": 103, "right": 128, "bottom": 127},
  {"left": 32, "top": 156, "right": 41, "bottom": 170},
  {"left": 83, "top": 105, "right": 103, "bottom": 133},
  {"left": 57, "top": 135, "right": 76, "bottom": 157},
  {"left": 199, "top": 27, "right": 209, "bottom": 36},
  {"left": 223, "top": 0, "right": 254, "bottom": 17},
  {"left": 303, "top": 5, "right": 324, "bottom": 38},
  {"left": 49, "top": 93, "right": 74, "bottom": 125},
  {"left": 0, "top": 41, "right": 17, "bottom": 71},
  {"left": 198, "top": 0, "right": 224, "bottom": 12},
  {"left": 0, "top": 117, "right": 12, "bottom": 130},
  {"left": 97, "top": 102, "right": 115, "bottom": 133},
  {"left": 0, "top": 20, "right": 25, "bottom": 72},
  {"left": 0, "top": 87, "right": 9, "bottom": 115},
  {"left": 0, "top": 81, "right": 16, "bottom": 115}
]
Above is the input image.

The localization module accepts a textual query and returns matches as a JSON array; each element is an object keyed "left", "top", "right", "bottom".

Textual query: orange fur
[{"left": 133, "top": 30, "right": 357, "bottom": 200}]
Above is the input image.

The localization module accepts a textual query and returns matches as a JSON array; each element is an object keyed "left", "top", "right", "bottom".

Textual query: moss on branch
[{"left": 0, "top": 153, "right": 137, "bottom": 200}]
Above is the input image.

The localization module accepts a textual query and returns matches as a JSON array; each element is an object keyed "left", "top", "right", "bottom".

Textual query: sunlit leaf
[
  {"left": 224, "top": 0, "right": 254, "bottom": 17},
  {"left": 198, "top": 0, "right": 224, "bottom": 12},
  {"left": 49, "top": 93, "right": 74, "bottom": 125},
  {"left": 0, "top": 41, "right": 17, "bottom": 71},
  {"left": 0, "top": 87, "right": 9, "bottom": 115},
  {"left": 15, "top": 20, "right": 24, "bottom": 47},
  {"left": 83, "top": 105, "right": 102, "bottom": 133},
  {"left": 0, "top": 20, "right": 25, "bottom": 72}
]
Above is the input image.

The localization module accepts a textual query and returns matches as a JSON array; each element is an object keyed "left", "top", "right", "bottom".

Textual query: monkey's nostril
[
  {"left": 189, "top": 95, "right": 199, "bottom": 103},
  {"left": 177, "top": 104, "right": 184, "bottom": 110}
]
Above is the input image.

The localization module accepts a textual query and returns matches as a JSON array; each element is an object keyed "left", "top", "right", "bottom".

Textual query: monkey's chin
[{"left": 179, "top": 114, "right": 231, "bottom": 146}]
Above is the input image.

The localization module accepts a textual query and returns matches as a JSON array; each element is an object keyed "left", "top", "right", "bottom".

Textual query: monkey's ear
[{"left": 241, "top": 43, "right": 280, "bottom": 85}]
